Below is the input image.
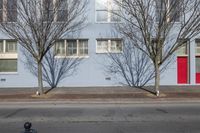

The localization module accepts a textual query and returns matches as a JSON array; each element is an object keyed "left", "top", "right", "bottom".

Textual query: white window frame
[
  {"left": 0, "top": 39, "right": 18, "bottom": 74},
  {"left": 95, "top": 0, "right": 121, "bottom": 23},
  {"left": 55, "top": 39, "right": 89, "bottom": 58},
  {"left": 96, "top": 39, "right": 123, "bottom": 53}
]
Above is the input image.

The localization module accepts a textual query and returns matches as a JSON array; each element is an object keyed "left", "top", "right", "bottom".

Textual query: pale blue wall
[{"left": 0, "top": 0, "right": 199, "bottom": 88}]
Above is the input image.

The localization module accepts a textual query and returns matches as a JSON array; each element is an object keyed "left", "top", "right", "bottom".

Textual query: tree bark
[
  {"left": 154, "top": 62, "right": 160, "bottom": 96},
  {"left": 38, "top": 61, "right": 43, "bottom": 95}
]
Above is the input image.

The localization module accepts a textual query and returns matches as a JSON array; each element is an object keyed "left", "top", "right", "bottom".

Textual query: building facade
[{"left": 0, "top": 0, "right": 199, "bottom": 88}]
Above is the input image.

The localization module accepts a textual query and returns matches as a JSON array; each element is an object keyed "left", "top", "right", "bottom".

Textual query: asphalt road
[{"left": 0, "top": 103, "right": 200, "bottom": 133}]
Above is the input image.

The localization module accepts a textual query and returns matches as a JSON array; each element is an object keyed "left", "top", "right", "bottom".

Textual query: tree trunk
[
  {"left": 154, "top": 62, "right": 160, "bottom": 96},
  {"left": 37, "top": 61, "right": 43, "bottom": 95}
]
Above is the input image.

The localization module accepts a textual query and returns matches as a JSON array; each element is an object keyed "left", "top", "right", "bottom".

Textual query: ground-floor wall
[{"left": 0, "top": 29, "right": 200, "bottom": 87}]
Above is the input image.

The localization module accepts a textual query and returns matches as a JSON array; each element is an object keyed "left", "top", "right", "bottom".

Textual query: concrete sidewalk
[{"left": 0, "top": 86, "right": 199, "bottom": 103}]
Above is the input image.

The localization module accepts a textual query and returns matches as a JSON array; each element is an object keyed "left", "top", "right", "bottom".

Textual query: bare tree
[
  {"left": 105, "top": 40, "right": 155, "bottom": 88},
  {"left": 0, "top": 0, "right": 88, "bottom": 94},
  {"left": 113, "top": 0, "right": 200, "bottom": 96},
  {"left": 23, "top": 48, "right": 82, "bottom": 93}
]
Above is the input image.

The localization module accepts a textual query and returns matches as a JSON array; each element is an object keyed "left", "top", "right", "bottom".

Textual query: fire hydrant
[{"left": 21, "top": 122, "right": 37, "bottom": 133}]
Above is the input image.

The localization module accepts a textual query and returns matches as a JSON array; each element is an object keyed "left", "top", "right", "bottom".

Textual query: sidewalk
[{"left": 0, "top": 86, "right": 200, "bottom": 103}]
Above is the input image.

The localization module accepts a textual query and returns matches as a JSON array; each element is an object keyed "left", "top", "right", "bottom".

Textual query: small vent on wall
[
  {"left": 105, "top": 77, "right": 111, "bottom": 80},
  {"left": 0, "top": 78, "right": 6, "bottom": 82}
]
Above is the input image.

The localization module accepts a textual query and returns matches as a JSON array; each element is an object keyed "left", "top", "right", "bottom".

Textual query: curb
[{"left": 0, "top": 98, "right": 200, "bottom": 105}]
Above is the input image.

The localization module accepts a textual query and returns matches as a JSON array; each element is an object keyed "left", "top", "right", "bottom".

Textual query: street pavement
[
  {"left": 0, "top": 86, "right": 200, "bottom": 132},
  {"left": 0, "top": 103, "right": 200, "bottom": 133}
]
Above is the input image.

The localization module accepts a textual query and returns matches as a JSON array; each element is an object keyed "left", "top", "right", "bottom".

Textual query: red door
[
  {"left": 196, "top": 73, "right": 200, "bottom": 83},
  {"left": 196, "top": 56, "right": 200, "bottom": 83},
  {"left": 177, "top": 57, "right": 188, "bottom": 84}
]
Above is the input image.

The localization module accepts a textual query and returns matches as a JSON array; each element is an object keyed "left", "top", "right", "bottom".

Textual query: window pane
[
  {"left": 97, "top": 40, "right": 108, "bottom": 52},
  {"left": 7, "top": 0, "right": 17, "bottom": 9},
  {"left": 43, "top": 0, "right": 54, "bottom": 21},
  {"left": 0, "top": 0, "right": 2, "bottom": 9},
  {"left": 110, "top": 11, "right": 120, "bottom": 22},
  {"left": 155, "top": 0, "right": 166, "bottom": 22},
  {"left": 43, "top": 10, "right": 54, "bottom": 21},
  {"left": 156, "top": 9, "right": 165, "bottom": 22},
  {"left": 79, "top": 40, "right": 88, "bottom": 56},
  {"left": 0, "top": 59, "right": 17, "bottom": 72},
  {"left": 196, "top": 57, "right": 200, "bottom": 73},
  {"left": 57, "top": 10, "right": 68, "bottom": 21},
  {"left": 67, "top": 40, "right": 77, "bottom": 56},
  {"left": 55, "top": 40, "right": 65, "bottom": 55},
  {"left": 96, "top": 0, "right": 108, "bottom": 10},
  {"left": 177, "top": 43, "right": 187, "bottom": 55},
  {"left": 56, "top": 0, "right": 68, "bottom": 21},
  {"left": 57, "top": 0, "right": 68, "bottom": 10},
  {"left": 6, "top": 0, "right": 17, "bottom": 22},
  {"left": 156, "top": 0, "right": 166, "bottom": 10},
  {"left": 96, "top": 11, "right": 108, "bottom": 22},
  {"left": 7, "top": 10, "right": 17, "bottom": 22},
  {"left": 0, "top": 0, "right": 2, "bottom": 21},
  {"left": 196, "top": 41, "right": 200, "bottom": 55},
  {"left": 111, "top": 40, "right": 122, "bottom": 52},
  {"left": 110, "top": 0, "right": 120, "bottom": 10},
  {"left": 43, "top": 0, "right": 54, "bottom": 10},
  {"left": 0, "top": 10, "right": 2, "bottom": 22},
  {"left": 169, "top": 0, "right": 180, "bottom": 22},
  {"left": 196, "top": 48, "right": 200, "bottom": 55},
  {"left": 0, "top": 41, "right": 3, "bottom": 53},
  {"left": 6, "top": 41, "right": 17, "bottom": 53},
  {"left": 197, "top": 42, "right": 200, "bottom": 47}
]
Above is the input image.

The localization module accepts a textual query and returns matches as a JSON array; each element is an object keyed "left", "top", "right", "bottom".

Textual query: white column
[{"left": 189, "top": 40, "right": 196, "bottom": 85}]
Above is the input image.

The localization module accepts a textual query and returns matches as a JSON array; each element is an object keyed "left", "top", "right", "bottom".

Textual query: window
[
  {"left": 0, "top": 0, "right": 3, "bottom": 22},
  {"left": 55, "top": 39, "right": 88, "bottom": 57},
  {"left": 43, "top": 0, "right": 54, "bottom": 21},
  {"left": 96, "top": 0, "right": 120, "bottom": 22},
  {"left": 43, "top": 0, "right": 68, "bottom": 22},
  {"left": 156, "top": 0, "right": 166, "bottom": 22},
  {"left": 195, "top": 39, "right": 200, "bottom": 73},
  {"left": 156, "top": 0, "right": 180, "bottom": 22},
  {"left": 0, "top": 40, "right": 17, "bottom": 72},
  {"left": 0, "top": 59, "right": 17, "bottom": 72},
  {"left": 177, "top": 41, "right": 188, "bottom": 56},
  {"left": 96, "top": 39, "right": 122, "bottom": 53},
  {"left": 196, "top": 39, "right": 200, "bottom": 55},
  {"left": 168, "top": 0, "right": 181, "bottom": 22},
  {"left": 56, "top": 0, "right": 68, "bottom": 22},
  {"left": 7, "top": 0, "right": 17, "bottom": 22},
  {"left": 0, "top": 0, "right": 17, "bottom": 22}
]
